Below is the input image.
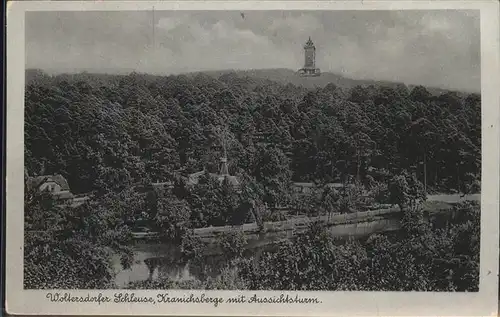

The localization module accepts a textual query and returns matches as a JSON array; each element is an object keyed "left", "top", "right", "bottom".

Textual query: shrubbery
[
  {"left": 24, "top": 187, "right": 134, "bottom": 289},
  {"left": 237, "top": 202, "right": 480, "bottom": 291}
]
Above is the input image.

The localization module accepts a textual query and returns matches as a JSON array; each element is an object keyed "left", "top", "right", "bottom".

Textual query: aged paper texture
[{"left": 5, "top": 0, "right": 500, "bottom": 316}]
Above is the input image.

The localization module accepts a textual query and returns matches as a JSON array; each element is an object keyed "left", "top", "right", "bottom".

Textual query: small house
[{"left": 26, "top": 174, "right": 90, "bottom": 207}]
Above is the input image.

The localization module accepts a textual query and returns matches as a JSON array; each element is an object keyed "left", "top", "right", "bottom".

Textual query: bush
[
  {"left": 180, "top": 233, "right": 205, "bottom": 263},
  {"left": 388, "top": 170, "right": 426, "bottom": 212},
  {"left": 237, "top": 211, "right": 479, "bottom": 292},
  {"left": 238, "top": 224, "right": 369, "bottom": 290},
  {"left": 369, "top": 181, "right": 390, "bottom": 204},
  {"left": 261, "top": 209, "right": 288, "bottom": 222},
  {"left": 216, "top": 230, "right": 247, "bottom": 260},
  {"left": 155, "top": 195, "right": 191, "bottom": 242},
  {"left": 24, "top": 188, "right": 133, "bottom": 289},
  {"left": 204, "top": 265, "right": 249, "bottom": 290},
  {"left": 128, "top": 277, "right": 204, "bottom": 290},
  {"left": 128, "top": 265, "right": 248, "bottom": 290},
  {"left": 24, "top": 234, "right": 116, "bottom": 289},
  {"left": 337, "top": 183, "right": 371, "bottom": 213}
]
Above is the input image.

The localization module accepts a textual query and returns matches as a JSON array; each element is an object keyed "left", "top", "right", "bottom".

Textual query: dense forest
[
  {"left": 24, "top": 69, "right": 481, "bottom": 291},
  {"left": 25, "top": 68, "right": 480, "bottom": 195}
]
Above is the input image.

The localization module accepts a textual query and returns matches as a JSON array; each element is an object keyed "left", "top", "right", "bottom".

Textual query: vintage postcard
[{"left": 5, "top": 0, "right": 500, "bottom": 316}]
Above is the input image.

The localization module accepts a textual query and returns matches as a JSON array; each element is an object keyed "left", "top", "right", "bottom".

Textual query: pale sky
[{"left": 26, "top": 10, "right": 480, "bottom": 92}]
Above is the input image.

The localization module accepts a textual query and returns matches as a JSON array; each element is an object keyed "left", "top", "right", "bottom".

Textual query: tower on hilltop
[{"left": 298, "top": 37, "right": 321, "bottom": 77}]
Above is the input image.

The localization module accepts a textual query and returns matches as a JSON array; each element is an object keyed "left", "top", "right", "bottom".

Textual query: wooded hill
[
  {"left": 25, "top": 68, "right": 480, "bottom": 203},
  {"left": 23, "top": 68, "right": 481, "bottom": 291},
  {"left": 27, "top": 68, "right": 471, "bottom": 95}
]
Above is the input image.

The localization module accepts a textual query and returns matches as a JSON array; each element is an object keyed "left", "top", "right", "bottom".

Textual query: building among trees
[
  {"left": 25, "top": 174, "right": 90, "bottom": 207},
  {"left": 187, "top": 153, "right": 240, "bottom": 189},
  {"left": 186, "top": 126, "right": 240, "bottom": 189}
]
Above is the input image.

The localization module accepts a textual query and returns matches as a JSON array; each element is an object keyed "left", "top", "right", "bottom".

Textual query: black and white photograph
[{"left": 5, "top": 1, "right": 500, "bottom": 316}]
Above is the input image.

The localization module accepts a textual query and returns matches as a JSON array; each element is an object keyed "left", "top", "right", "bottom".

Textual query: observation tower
[{"left": 297, "top": 37, "right": 321, "bottom": 77}]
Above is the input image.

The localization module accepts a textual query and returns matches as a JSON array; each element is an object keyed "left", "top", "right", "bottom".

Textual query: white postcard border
[{"left": 6, "top": 1, "right": 500, "bottom": 316}]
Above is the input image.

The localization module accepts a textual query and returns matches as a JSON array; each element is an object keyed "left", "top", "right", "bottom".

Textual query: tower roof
[{"left": 305, "top": 36, "right": 315, "bottom": 48}]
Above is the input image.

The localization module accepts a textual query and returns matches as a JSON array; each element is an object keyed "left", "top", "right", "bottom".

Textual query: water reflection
[{"left": 112, "top": 238, "right": 274, "bottom": 288}]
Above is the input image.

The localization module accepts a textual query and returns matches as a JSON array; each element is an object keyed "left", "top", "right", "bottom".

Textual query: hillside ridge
[{"left": 25, "top": 68, "right": 474, "bottom": 95}]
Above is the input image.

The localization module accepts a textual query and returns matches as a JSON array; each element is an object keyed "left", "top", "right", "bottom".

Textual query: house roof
[
  {"left": 70, "top": 197, "right": 89, "bottom": 208},
  {"left": 293, "top": 182, "right": 315, "bottom": 188},
  {"left": 151, "top": 181, "right": 174, "bottom": 189},
  {"left": 293, "top": 182, "right": 345, "bottom": 189},
  {"left": 27, "top": 174, "right": 70, "bottom": 191},
  {"left": 52, "top": 191, "right": 74, "bottom": 200},
  {"left": 213, "top": 174, "right": 240, "bottom": 187},
  {"left": 189, "top": 171, "right": 205, "bottom": 178},
  {"left": 187, "top": 170, "right": 240, "bottom": 187},
  {"left": 187, "top": 170, "right": 206, "bottom": 185},
  {"left": 325, "top": 183, "right": 345, "bottom": 189}
]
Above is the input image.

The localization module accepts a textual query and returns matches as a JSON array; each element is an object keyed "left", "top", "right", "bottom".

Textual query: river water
[
  {"left": 111, "top": 241, "right": 269, "bottom": 288},
  {"left": 112, "top": 243, "right": 191, "bottom": 287},
  {"left": 111, "top": 219, "right": 400, "bottom": 287}
]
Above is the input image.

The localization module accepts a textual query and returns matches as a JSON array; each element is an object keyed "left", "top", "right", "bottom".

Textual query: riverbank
[
  {"left": 164, "top": 194, "right": 480, "bottom": 246},
  {"left": 115, "top": 195, "right": 480, "bottom": 288},
  {"left": 115, "top": 198, "right": 480, "bottom": 291}
]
